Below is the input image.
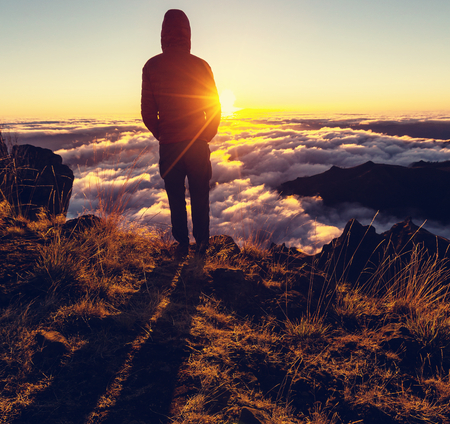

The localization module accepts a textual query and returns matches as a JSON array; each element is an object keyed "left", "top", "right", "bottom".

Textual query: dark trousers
[{"left": 159, "top": 140, "right": 212, "bottom": 245}]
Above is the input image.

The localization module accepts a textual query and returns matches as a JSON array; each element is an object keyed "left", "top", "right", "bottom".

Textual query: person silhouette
[{"left": 141, "top": 9, "right": 221, "bottom": 257}]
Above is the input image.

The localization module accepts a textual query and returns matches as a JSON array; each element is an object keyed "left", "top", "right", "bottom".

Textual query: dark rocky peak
[
  {"left": 314, "top": 217, "right": 450, "bottom": 286},
  {"left": 0, "top": 143, "right": 74, "bottom": 219},
  {"left": 381, "top": 217, "right": 450, "bottom": 257},
  {"left": 278, "top": 161, "right": 450, "bottom": 224},
  {"left": 314, "top": 219, "right": 383, "bottom": 284}
]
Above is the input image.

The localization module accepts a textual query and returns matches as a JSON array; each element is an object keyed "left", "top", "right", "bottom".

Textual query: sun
[{"left": 219, "top": 89, "right": 239, "bottom": 117}]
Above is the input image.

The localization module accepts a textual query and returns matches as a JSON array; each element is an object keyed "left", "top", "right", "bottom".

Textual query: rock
[
  {"left": 36, "top": 330, "right": 69, "bottom": 348},
  {"left": 0, "top": 133, "right": 8, "bottom": 157},
  {"left": 238, "top": 407, "right": 269, "bottom": 424},
  {"left": 382, "top": 217, "right": 450, "bottom": 259},
  {"left": 61, "top": 214, "right": 103, "bottom": 236},
  {"left": 315, "top": 219, "right": 384, "bottom": 285},
  {"left": 33, "top": 330, "right": 70, "bottom": 371},
  {"left": 0, "top": 143, "right": 74, "bottom": 219},
  {"left": 209, "top": 235, "right": 241, "bottom": 258},
  {"left": 314, "top": 217, "right": 450, "bottom": 286},
  {"left": 269, "top": 242, "right": 308, "bottom": 266}
]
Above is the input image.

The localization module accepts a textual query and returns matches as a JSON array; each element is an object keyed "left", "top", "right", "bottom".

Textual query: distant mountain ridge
[
  {"left": 297, "top": 120, "right": 450, "bottom": 140},
  {"left": 278, "top": 161, "right": 450, "bottom": 224}
]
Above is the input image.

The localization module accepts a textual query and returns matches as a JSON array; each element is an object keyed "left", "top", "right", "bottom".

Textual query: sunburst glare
[{"left": 219, "top": 89, "right": 239, "bottom": 117}]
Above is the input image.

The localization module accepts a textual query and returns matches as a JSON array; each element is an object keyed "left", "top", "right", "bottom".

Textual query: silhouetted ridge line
[
  {"left": 297, "top": 120, "right": 450, "bottom": 140},
  {"left": 279, "top": 161, "right": 450, "bottom": 224},
  {"left": 313, "top": 217, "right": 450, "bottom": 286}
]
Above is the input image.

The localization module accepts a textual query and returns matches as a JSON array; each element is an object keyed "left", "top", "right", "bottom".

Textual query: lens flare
[{"left": 219, "top": 89, "right": 239, "bottom": 117}]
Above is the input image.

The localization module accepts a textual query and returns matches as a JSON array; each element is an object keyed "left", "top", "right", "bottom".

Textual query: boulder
[
  {"left": 0, "top": 133, "right": 8, "bottom": 157},
  {"left": 0, "top": 142, "right": 74, "bottom": 219},
  {"left": 33, "top": 330, "right": 70, "bottom": 371},
  {"left": 208, "top": 235, "right": 241, "bottom": 259},
  {"left": 238, "top": 407, "right": 270, "bottom": 424},
  {"left": 314, "top": 217, "right": 450, "bottom": 286},
  {"left": 61, "top": 215, "right": 103, "bottom": 237}
]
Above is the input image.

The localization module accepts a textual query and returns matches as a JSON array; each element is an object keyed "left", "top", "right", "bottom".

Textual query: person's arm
[{"left": 141, "top": 64, "right": 160, "bottom": 140}]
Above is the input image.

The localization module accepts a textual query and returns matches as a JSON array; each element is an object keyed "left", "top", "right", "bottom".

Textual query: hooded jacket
[{"left": 141, "top": 10, "right": 221, "bottom": 144}]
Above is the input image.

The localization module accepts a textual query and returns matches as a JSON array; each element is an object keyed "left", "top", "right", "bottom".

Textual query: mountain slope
[
  {"left": 279, "top": 161, "right": 450, "bottom": 223},
  {"left": 2, "top": 211, "right": 450, "bottom": 424}
]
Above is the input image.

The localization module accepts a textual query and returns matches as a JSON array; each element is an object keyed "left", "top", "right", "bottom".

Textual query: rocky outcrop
[
  {"left": 238, "top": 407, "right": 271, "bottom": 424},
  {"left": 0, "top": 139, "right": 74, "bottom": 219},
  {"left": 279, "top": 161, "right": 450, "bottom": 224},
  {"left": 61, "top": 215, "right": 103, "bottom": 237},
  {"left": 314, "top": 217, "right": 450, "bottom": 286},
  {"left": 33, "top": 330, "right": 70, "bottom": 371}
]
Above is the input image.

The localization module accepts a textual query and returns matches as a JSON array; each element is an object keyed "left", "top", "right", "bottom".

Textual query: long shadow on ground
[
  {"left": 12, "top": 256, "right": 205, "bottom": 424},
  {"left": 99, "top": 260, "right": 206, "bottom": 424}
]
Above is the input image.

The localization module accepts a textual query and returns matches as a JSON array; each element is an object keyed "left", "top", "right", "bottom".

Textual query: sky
[
  {"left": 2, "top": 1, "right": 450, "bottom": 252},
  {"left": 5, "top": 113, "right": 450, "bottom": 253},
  {"left": 1, "top": 0, "right": 450, "bottom": 118}
]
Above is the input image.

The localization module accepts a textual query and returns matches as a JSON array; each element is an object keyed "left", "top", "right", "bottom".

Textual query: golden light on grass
[{"left": 3, "top": 159, "right": 450, "bottom": 423}]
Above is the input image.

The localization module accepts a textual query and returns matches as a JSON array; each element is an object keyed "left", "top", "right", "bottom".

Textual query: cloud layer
[{"left": 5, "top": 113, "right": 450, "bottom": 253}]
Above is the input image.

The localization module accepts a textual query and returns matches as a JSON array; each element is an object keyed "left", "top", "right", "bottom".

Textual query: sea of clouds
[{"left": 4, "top": 112, "right": 450, "bottom": 254}]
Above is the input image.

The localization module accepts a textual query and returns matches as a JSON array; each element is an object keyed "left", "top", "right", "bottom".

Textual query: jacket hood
[{"left": 161, "top": 9, "right": 191, "bottom": 53}]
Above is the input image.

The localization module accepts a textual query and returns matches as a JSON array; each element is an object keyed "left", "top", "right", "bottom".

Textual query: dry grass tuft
[
  {"left": 285, "top": 316, "right": 330, "bottom": 341},
  {"left": 2, "top": 195, "right": 450, "bottom": 423}
]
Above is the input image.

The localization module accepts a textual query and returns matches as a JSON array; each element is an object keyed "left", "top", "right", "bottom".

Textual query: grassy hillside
[{"left": 2, "top": 201, "right": 450, "bottom": 423}]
